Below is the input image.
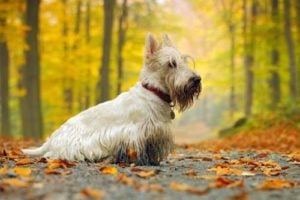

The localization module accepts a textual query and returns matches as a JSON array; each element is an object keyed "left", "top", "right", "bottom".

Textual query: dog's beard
[{"left": 169, "top": 81, "right": 201, "bottom": 112}]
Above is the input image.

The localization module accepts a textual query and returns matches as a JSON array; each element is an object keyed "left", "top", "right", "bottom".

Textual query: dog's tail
[{"left": 22, "top": 143, "right": 48, "bottom": 157}]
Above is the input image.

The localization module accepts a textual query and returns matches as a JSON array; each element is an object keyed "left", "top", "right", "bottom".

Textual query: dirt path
[{"left": 1, "top": 148, "right": 300, "bottom": 200}]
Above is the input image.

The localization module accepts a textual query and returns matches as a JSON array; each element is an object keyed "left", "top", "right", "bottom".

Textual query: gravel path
[{"left": 1, "top": 149, "right": 300, "bottom": 200}]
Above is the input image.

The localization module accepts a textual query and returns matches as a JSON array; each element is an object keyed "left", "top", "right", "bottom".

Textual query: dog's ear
[
  {"left": 162, "top": 34, "right": 173, "bottom": 47},
  {"left": 145, "top": 33, "right": 158, "bottom": 58}
]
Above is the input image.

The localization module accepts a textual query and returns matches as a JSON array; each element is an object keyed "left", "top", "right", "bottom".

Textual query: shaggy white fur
[{"left": 22, "top": 33, "right": 201, "bottom": 165}]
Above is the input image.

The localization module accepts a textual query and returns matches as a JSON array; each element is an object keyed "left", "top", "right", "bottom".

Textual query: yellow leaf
[
  {"left": 2, "top": 178, "right": 29, "bottom": 187},
  {"left": 80, "top": 188, "right": 104, "bottom": 199},
  {"left": 13, "top": 167, "right": 32, "bottom": 176},
  {"left": 256, "top": 179, "right": 300, "bottom": 190},
  {"left": 99, "top": 166, "right": 118, "bottom": 175},
  {"left": 16, "top": 158, "right": 34, "bottom": 165},
  {"left": 169, "top": 182, "right": 208, "bottom": 195},
  {"left": 0, "top": 164, "right": 8, "bottom": 175},
  {"left": 136, "top": 170, "right": 158, "bottom": 178}
]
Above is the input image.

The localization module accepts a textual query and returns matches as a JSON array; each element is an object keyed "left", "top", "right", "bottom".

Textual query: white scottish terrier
[{"left": 23, "top": 34, "right": 201, "bottom": 165}]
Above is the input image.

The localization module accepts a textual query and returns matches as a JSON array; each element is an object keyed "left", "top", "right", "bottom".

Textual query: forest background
[{"left": 0, "top": 0, "right": 300, "bottom": 143}]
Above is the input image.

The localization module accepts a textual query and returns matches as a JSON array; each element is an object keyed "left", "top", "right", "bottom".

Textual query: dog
[{"left": 22, "top": 34, "right": 201, "bottom": 165}]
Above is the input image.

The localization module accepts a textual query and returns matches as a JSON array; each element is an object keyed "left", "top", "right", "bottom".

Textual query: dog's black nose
[{"left": 190, "top": 76, "right": 201, "bottom": 85}]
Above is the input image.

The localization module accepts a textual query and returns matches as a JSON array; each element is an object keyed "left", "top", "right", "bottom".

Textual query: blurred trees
[
  {"left": 0, "top": 0, "right": 300, "bottom": 138},
  {"left": 19, "top": 0, "right": 43, "bottom": 138},
  {"left": 116, "top": 0, "right": 128, "bottom": 95},
  {"left": 97, "top": 0, "right": 116, "bottom": 103},
  {"left": 0, "top": 0, "right": 10, "bottom": 136}
]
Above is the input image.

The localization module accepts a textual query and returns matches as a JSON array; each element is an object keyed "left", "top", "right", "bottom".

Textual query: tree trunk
[
  {"left": 96, "top": 0, "right": 116, "bottom": 103},
  {"left": 0, "top": 17, "right": 11, "bottom": 137},
  {"left": 268, "top": 0, "right": 280, "bottom": 107},
  {"left": 20, "top": 0, "right": 43, "bottom": 138},
  {"left": 243, "top": 0, "right": 256, "bottom": 117},
  {"left": 60, "top": 0, "right": 74, "bottom": 114},
  {"left": 283, "top": 0, "right": 297, "bottom": 100},
  {"left": 295, "top": 0, "right": 300, "bottom": 97},
  {"left": 84, "top": 0, "right": 91, "bottom": 109},
  {"left": 229, "top": 23, "right": 236, "bottom": 118},
  {"left": 116, "top": 0, "right": 128, "bottom": 95}
]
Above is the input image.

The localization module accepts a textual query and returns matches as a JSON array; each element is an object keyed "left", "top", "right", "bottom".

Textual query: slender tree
[
  {"left": 268, "top": 0, "right": 281, "bottom": 107},
  {"left": 295, "top": 0, "right": 300, "bottom": 97},
  {"left": 61, "top": 0, "right": 72, "bottom": 114},
  {"left": 116, "top": 0, "right": 128, "bottom": 95},
  {"left": 0, "top": 10, "right": 10, "bottom": 136},
  {"left": 19, "top": 0, "right": 43, "bottom": 138},
  {"left": 243, "top": 0, "right": 257, "bottom": 117},
  {"left": 283, "top": 0, "right": 297, "bottom": 100},
  {"left": 84, "top": 0, "right": 91, "bottom": 109},
  {"left": 96, "top": 0, "right": 116, "bottom": 103},
  {"left": 220, "top": 0, "right": 236, "bottom": 118}
]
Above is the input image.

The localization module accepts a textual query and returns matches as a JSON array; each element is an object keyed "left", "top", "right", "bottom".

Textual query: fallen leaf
[
  {"left": 202, "top": 157, "right": 213, "bottom": 161},
  {"left": 169, "top": 182, "right": 208, "bottom": 195},
  {"left": 255, "top": 153, "right": 268, "bottom": 158},
  {"left": 81, "top": 188, "right": 104, "bottom": 199},
  {"left": 209, "top": 178, "right": 244, "bottom": 188},
  {"left": 231, "top": 191, "right": 249, "bottom": 200},
  {"left": 183, "top": 170, "right": 197, "bottom": 176},
  {"left": 117, "top": 173, "right": 164, "bottom": 192},
  {"left": 0, "top": 164, "right": 8, "bottom": 175},
  {"left": 208, "top": 166, "right": 253, "bottom": 176},
  {"left": 16, "top": 158, "right": 34, "bottom": 165},
  {"left": 256, "top": 179, "right": 300, "bottom": 190},
  {"left": 214, "top": 154, "right": 227, "bottom": 160},
  {"left": 44, "top": 168, "right": 62, "bottom": 175},
  {"left": 260, "top": 160, "right": 281, "bottom": 170},
  {"left": 260, "top": 167, "right": 280, "bottom": 176},
  {"left": 288, "top": 152, "right": 300, "bottom": 162},
  {"left": 1, "top": 178, "right": 29, "bottom": 187},
  {"left": 130, "top": 167, "right": 143, "bottom": 172},
  {"left": 117, "top": 173, "right": 138, "bottom": 188},
  {"left": 47, "top": 159, "right": 76, "bottom": 169},
  {"left": 148, "top": 184, "right": 164, "bottom": 193},
  {"left": 136, "top": 169, "right": 158, "bottom": 178},
  {"left": 100, "top": 166, "right": 118, "bottom": 175},
  {"left": 13, "top": 167, "right": 32, "bottom": 176}
]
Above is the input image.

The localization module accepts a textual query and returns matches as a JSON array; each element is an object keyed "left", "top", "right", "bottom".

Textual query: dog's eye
[{"left": 168, "top": 60, "right": 177, "bottom": 68}]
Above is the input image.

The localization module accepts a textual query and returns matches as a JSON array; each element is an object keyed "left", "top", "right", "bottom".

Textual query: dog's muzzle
[{"left": 188, "top": 75, "right": 202, "bottom": 94}]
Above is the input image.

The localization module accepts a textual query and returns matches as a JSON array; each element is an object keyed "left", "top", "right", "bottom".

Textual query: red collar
[{"left": 142, "top": 83, "right": 172, "bottom": 104}]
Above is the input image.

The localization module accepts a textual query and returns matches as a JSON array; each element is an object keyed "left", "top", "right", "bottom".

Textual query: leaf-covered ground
[{"left": 0, "top": 122, "right": 300, "bottom": 200}]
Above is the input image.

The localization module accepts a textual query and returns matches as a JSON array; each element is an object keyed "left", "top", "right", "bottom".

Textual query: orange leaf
[
  {"left": 117, "top": 173, "right": 164, "bottom": 192},
  {"left": 44, "top": 168, "right": 62, "bottom": 175},
  {"left": 13, "top": 167, "right": 31, "bottom": 176},
  {"left": 0, "top": 164, "right": 8, "bottom": 175},
  {"left": 47, "top": 159, "right": 76, "bottom": 169},
  {"left": 170, "top": 182, "right": 208, "bottom": 195},
  {"left": 207, "top": 166, "right": 254, "bottom": 176},
  {"left": 100, "top": 166, "right": 118, "bottom": 175},
  {"left": 16, "top": 158, "right": 34, "bottom": 165},
  {"left": 81, "top": 188, "right": 104, "bottom": 199},
  {"left": 209, "top": 178, "right": 244, "bottom": 188},
  {"left": 183, "top": 170, "right": 197, "bottom": 176},
  {"left": 256, "top": 179, "right": 300, "bottom": 190},
  {"left": 261, "top": 160, "right": 281, "bottom": 170},
  {"left": 260, "top": 167, "right": 280, "bottom": 176},
  {"left": 2, "top": 178, "right": 29, "bottom": 187},
  {"left": 136, "top": 170, "right": 158, "bottom": 178}
]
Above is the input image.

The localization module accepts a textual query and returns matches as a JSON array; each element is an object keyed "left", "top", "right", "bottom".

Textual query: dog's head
[{"left": 140, "top": 33, "right": 201, "bottom": 112}]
